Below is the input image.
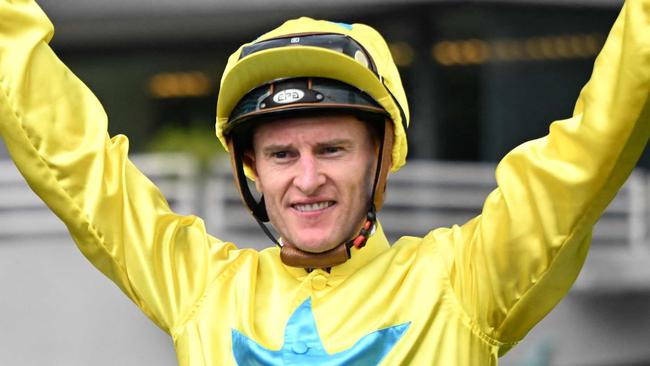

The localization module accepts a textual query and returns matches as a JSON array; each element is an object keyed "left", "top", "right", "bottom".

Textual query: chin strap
[{"left": 279, "top": 208, "right": 377, "bottom": 269}]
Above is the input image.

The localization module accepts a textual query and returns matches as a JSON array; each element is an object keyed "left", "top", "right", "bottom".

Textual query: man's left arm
[{"left": 437, "top": 0, "right": 650, "bottom": 352}]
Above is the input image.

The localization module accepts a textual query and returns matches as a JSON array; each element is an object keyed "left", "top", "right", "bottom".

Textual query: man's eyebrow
[
  {"left": 261, "top": 138, "right": 354, "bottom": 154},
  {"left": 261, "top": 144, "right": 293, "bottom": 155},
  {"left": 315, "top": 138, "right": 354, "bottom": 148}
]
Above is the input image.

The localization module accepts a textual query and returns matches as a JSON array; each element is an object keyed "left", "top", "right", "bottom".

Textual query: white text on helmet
[{"left": 273, "top": 89, "right": 305, "bottom": 104}]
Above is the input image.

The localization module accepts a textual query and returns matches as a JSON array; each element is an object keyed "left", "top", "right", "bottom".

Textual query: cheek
[
  {"left": 254, "top": 169, "right": 285, "bottom": 199},
  {"left": 352, "top": 163, "right": 376, "bottom": 205},
  {"left": 251, "top": 155, "right": 271, "bottom": 194},
  {"left": 254, "top": 178, "right": 263, "bottom": 194},
  {"left": 339, "top": 166, "right": 373, "bottom": 199}
]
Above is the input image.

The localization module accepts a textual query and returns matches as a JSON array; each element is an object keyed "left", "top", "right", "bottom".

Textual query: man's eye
[
  {"left": 271, "top": 151, "right": 289, "bottom": 159},
  {"left": 323, "top": 146, "right": 342, "bottom": 154}
]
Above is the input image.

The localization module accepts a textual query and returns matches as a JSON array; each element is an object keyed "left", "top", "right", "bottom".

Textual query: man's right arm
[{"left": 0, "top": 1, "right": 241, "bottom": 333}]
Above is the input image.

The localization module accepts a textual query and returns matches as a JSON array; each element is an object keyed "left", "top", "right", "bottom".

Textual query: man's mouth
[{"left": 292, "top": 201, "right": 335, "bottom": 212}]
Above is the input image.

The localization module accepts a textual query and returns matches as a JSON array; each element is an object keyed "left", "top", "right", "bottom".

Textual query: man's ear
[{"left": 243, "top": 151, "right": 262, "bottom": 193}]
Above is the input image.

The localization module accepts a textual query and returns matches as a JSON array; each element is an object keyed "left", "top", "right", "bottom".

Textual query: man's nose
[{"left": 293, "top": 155, "right": 326, "bottom": 194}]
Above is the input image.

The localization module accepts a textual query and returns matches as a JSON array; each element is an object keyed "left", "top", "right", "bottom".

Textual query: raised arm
[
  {"left": 0, "top": 1, "right": 239, "bottom": 333},
  {"left": 437, "top": 0, "right": 650, "bottom": 351}
]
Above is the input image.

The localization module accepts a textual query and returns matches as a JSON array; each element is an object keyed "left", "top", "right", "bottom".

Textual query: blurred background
[{"left": 1, "top": 0, "right": 650, "bottom": 365}]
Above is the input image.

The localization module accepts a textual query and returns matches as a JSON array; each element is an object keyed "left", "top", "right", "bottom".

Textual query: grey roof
[{"left": 40, "top": 0, "right": 622, "bottom": 46}]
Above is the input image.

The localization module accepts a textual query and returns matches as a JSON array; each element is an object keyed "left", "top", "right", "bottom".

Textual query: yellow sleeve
[
  {"left": 439, "top": 0, "right": 650, "bottom": 351},
  {"left": 0, "top": 1, "right": 241, "bottom": 333}
]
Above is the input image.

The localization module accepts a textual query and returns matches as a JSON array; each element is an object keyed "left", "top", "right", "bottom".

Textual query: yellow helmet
[{"left": 216, "top": 17, "right": 409, "bottom": 172}]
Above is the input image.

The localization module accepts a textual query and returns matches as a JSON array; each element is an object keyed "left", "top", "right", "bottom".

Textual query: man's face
[{"left": 249, "top": 114, "right": 377, "bottom": 253}]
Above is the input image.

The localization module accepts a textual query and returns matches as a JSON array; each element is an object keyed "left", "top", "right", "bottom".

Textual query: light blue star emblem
[{"left": 232, "top": 298, "right": 410, "bottom": 365}]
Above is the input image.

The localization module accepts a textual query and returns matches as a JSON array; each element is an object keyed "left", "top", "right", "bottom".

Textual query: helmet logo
[
  {"left": 273, "top": 89, "right": 305, "bottom": 104},
  {"left": 354, "top": 50, "right": 369, "bottom": 68}
]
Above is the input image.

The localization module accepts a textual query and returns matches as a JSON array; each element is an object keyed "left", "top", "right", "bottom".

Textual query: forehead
[{"left": 252, "top": 114, "right": 373, "bottom": 147}]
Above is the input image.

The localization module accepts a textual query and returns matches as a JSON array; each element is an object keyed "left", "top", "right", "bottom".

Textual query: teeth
[{"left": 294, "top": 201, "right": 333, "bottom": 212}]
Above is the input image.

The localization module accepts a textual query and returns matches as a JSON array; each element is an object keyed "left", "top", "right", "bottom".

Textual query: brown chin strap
[
  {"left": 280, "top": 242, "right": 351, "bottom": 269},
  {"left": 228, "top": 119, "right": 394, "bottom": 270},
  {"left": 280, "top": 208, "right": 377, "bottom": 269}
]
